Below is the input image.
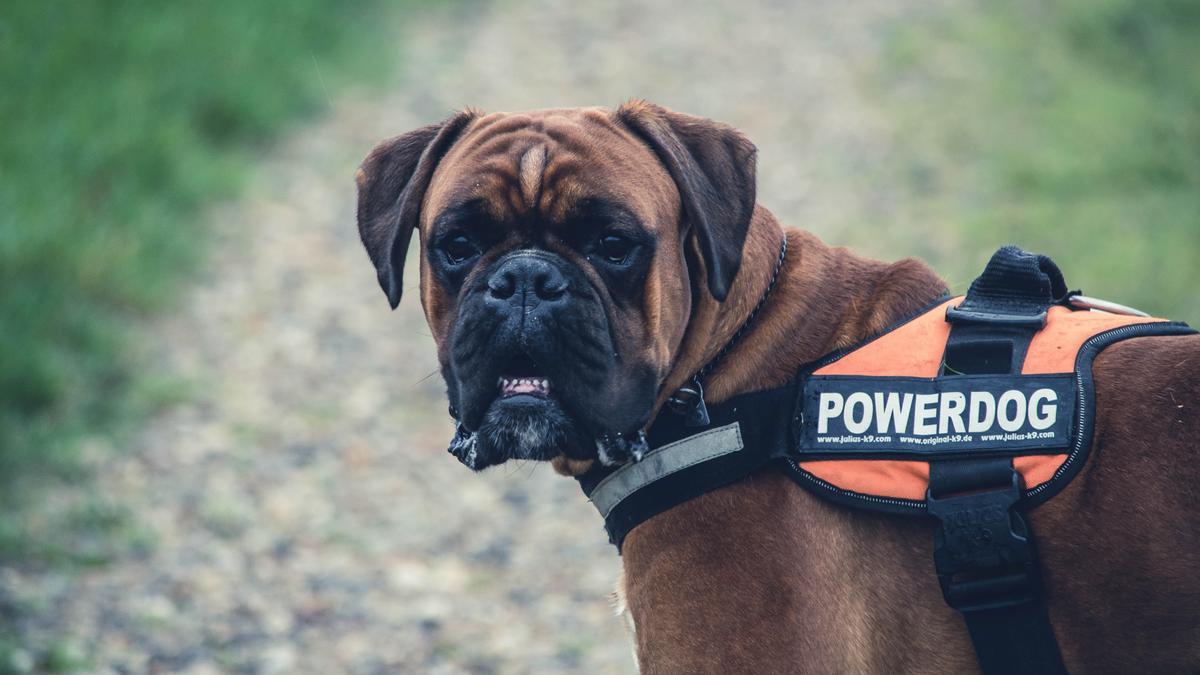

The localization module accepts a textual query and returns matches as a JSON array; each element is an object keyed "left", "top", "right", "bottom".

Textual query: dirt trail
[{"left": 4, "top": 1, "right": 928, "bottom": 672}]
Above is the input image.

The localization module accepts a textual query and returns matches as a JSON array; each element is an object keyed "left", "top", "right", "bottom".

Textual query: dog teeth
[{"left": 498, "top": 376, "right": 552, "bottom": 397}]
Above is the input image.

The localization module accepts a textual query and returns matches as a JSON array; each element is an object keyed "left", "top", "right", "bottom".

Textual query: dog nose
[{"left": 487, "top": 255, "right": 568, "bottom": 304}]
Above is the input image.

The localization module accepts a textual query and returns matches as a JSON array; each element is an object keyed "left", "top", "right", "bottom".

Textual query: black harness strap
[
  {"left": 927, "top": 460, "right": 1066, "bottom": 674},
  {"left": 931, "top": 246, "right": 1067, "bottom": 675},
  {"left": 578, "top": 384, "right": 795, "bottom": 549}
]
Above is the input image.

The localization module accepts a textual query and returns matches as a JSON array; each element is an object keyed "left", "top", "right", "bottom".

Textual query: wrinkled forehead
[{"left": 421, "top": 108, "right": 678, "bottom": 233}]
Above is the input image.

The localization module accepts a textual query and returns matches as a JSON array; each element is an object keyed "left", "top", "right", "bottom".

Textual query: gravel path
[{"left": 3, "top": 1, "right": 932, "bottom": 672}]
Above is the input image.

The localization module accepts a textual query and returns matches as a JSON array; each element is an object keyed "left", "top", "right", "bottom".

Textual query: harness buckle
[{"left": 926, "top": 469, "right": 1040, "bottom": 613}]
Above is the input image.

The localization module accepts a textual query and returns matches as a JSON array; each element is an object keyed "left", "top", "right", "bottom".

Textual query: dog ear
[
  {"left": 617, "top": 101, "right": 757, "bottom": 301},
  {"left": 355, "top": 110, "right": 476, "bottom": 308}
]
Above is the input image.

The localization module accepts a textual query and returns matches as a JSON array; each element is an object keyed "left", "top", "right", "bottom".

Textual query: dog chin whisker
[{"left": 461, "top": 398, "right": 585, "bottom": 469}]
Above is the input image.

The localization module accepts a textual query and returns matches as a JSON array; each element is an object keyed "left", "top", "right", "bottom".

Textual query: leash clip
[{"left": 667, "top": 377, "right": 711, "bottom": 427}]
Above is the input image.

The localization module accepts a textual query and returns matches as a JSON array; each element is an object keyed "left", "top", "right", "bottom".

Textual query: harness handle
[{"left": 946, "top": 245, "right": 1068, "bottom": 328}]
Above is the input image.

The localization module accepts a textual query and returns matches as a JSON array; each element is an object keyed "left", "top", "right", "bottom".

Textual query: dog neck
[
  {"left": 619, "top": 214, "right": 950, "bottom": 671},
  {"left": 662, "top": 207, "right": 947, "bottom": 410}
]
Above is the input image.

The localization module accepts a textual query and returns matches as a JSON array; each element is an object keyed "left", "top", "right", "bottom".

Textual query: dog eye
[
  {"left": 441, "top": 234, "right": 479, "bottom": 264},
  {"left": 598, "top": 233, "right": 635, "bottom": 264}
]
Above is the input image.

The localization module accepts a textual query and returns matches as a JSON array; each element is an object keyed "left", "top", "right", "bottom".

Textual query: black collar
[{"left": 577, "top": 381, "right": 798, "bottom": 550}]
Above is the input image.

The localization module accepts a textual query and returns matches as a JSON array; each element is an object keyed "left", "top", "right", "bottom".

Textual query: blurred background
[{"left": 1, "top": 0, "right": 1196, "bottom": 672}]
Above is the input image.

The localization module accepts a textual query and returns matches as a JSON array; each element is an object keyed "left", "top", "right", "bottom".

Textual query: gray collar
[{"left": 586, "top": 422, "right": 744, "bottom": 518}]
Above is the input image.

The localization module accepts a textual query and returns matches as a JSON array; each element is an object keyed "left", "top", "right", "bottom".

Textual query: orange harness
[
  {"left": 579, "top": 246, "right": 1195, "bottom": 674},
  {"left": 790, "top": 297, "right": 1174, "bottom": 509}
]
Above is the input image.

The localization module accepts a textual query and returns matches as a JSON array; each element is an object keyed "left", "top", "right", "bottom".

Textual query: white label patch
[{"left": 798, "top": 374, "right": 1076, "bottom": 456}]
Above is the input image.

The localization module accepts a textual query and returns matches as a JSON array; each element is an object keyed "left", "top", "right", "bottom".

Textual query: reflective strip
[{"left": 588, "top": 423, "right": 743, "bottom": 518}]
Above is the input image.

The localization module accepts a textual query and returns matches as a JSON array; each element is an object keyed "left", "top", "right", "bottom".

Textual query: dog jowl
[{"left": 354, "top": 104, "right": 757, "bottom": 470}]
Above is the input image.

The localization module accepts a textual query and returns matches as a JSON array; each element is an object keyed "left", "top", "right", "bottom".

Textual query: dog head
[{"left": 355, "top": 102, "right": 756, "bottom": 470}]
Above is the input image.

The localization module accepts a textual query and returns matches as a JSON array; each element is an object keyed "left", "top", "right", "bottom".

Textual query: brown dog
[{"left": 355, "top": 103, "right": 1200, "bottom": 673}]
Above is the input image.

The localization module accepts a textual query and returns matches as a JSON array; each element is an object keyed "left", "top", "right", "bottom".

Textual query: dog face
[{"left": 355, "top": 102, "right": 756, "bottom": 470}]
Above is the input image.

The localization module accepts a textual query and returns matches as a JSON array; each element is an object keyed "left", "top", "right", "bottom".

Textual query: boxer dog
[{"left": 354, "top": 102, "right": 1199, "bottom": 673}]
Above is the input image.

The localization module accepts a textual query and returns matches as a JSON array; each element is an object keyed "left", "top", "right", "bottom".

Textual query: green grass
[
  {"left": 0, "top": 1, "right": 399, "bottom": 557},
  {"left": 867, "top": 0, "right": 1199, "bottom": 320}
]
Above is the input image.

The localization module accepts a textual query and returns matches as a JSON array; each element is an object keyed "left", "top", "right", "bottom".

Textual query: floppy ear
[
  {"left": 355, "top": 110, "right": 476, "bottom": 308},
  {"left": 617, "top": 100, "right": 757, "bottom": 301}
]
